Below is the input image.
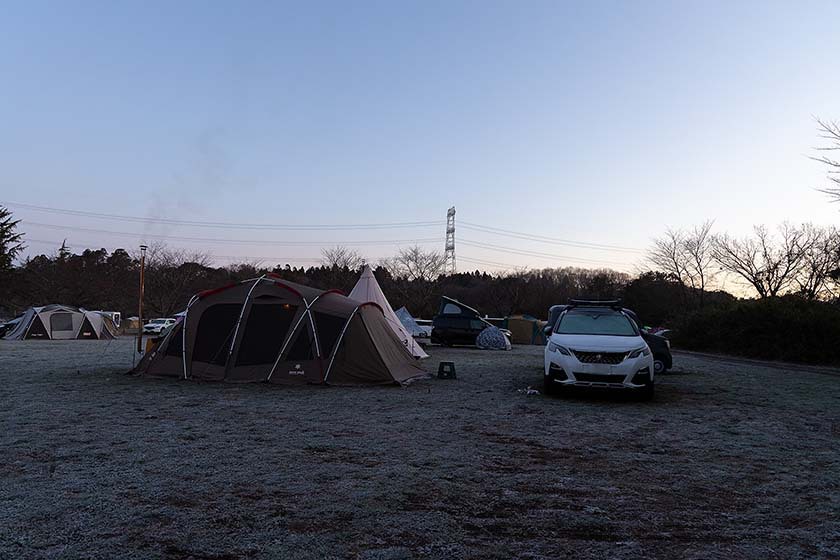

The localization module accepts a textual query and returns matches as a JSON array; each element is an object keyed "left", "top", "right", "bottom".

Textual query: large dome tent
[
  {"left": 2, "top": 305, "right": 118, "bottom": 340},
  {"left": 134, "top": 275, "right": 427, "bottom": 386}
]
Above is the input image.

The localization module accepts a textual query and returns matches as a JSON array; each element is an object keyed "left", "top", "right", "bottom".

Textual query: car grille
[
  {"left": 573, "top": 372, "right": 627, "bottom": 384},
  {"left": 572, "top": 351, "right": 627, "bottom": 364}
]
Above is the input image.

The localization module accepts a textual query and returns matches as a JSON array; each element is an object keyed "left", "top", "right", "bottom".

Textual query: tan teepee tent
[{"left": 349, "top": 266, "right": 428, "bottom": 359}]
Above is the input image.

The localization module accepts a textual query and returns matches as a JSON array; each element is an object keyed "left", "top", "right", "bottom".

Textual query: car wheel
[
  {"left": 653, "top": 359, "right": 666, "bottom": 375},
  {"left": 638, "top": 381, "right": 655, "bottom": 401}
]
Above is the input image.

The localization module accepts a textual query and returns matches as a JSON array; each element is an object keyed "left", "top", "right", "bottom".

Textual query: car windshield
[{"left": 556, "top": 310, "right": 637, "bottom": 336}]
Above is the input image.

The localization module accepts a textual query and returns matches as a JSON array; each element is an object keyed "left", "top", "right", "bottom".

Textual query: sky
[{"left": 2, "top": 0, "right": 839, "bottom": 274}]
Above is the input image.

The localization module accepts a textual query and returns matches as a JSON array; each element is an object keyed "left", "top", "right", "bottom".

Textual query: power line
[
  {"left": 460, "top": 222, "right": 645, "bottom": 253},
  {"left": 459, "top": 254, "right": 633, "bottom": 272},
  {"left": 5, "top": 202, "right": 644, "bottom": 252},
  {"left": 459, "top": 238, "right": 635, "bottom": 266},
  {"left": 22, "top": 221, "right": 443, "bottom": 246},
  {"left": 3, "top": 201, "right": 445, "bottom": 231},
  {"left": 459, "top": 256, "right": 524, "bottom": 269}
]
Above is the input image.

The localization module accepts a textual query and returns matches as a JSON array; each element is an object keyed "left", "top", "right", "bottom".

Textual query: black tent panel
[
  {"left": 236, "top": 304, "right": 298, "bottom": 366},
  {"left": 286, "top": 322, "right": 316, "bottom": 361},
  {"left": 26, "top": 315, "right": 49, "bottom": 339},
  {"left": 77, "top": 317, "right": 98, "bottom": 339},
  {"left": 192, "top": 304, "right": 242, "bottom": 366},
  {"left": 313, "top": 311, "right": 347, "bottom": 359},
  {"left": 165, "top": 324, "right": 184, "bottom": 357}
]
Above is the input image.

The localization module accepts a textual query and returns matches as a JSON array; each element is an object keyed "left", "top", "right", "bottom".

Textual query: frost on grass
[{"left": 0, "top": 339, "right": 838, "bottom": 559}]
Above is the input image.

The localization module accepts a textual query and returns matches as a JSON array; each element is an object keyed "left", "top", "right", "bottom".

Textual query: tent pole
[
  {"left": 322, "top": 305, "right": 362, "bottom": 384},
  {"left": 182, "top": 295, "right": 198, "bottom": 379},
  {"left": 136, "top": 244, "right": 147, "bottom": 354},
  {"left": 224, "top": 276, "right": 265, "bottom": 379},
  {"left": 266, "top": 297, "right": 311, "bottom": 382}
]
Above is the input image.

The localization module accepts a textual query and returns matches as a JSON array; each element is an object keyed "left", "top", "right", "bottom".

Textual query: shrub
[{"left": 673, "top": 296, "right": 840, "bottom": 365}]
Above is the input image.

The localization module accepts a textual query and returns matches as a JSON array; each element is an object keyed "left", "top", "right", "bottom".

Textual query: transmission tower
[{"left": 444, "top": 206, "right": 456, "bottom": 275}]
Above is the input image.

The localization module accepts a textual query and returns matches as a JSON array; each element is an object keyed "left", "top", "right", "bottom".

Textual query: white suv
[
  {"left": 544, "top": 302, "right": 654, "bottom": 399},
  {"left": 142, "top": 318, "right": 177, "bottom": 335}
]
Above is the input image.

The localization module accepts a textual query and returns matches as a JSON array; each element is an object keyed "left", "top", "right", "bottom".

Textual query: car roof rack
[{"left": 567, "top": 299, "right": 624, "bottom": 311}]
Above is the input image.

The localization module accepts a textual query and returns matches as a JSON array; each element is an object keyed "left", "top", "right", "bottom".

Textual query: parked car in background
[
  {"left": 621, "top": 309, "right": 673, "bottom": 374},
  {"left": 142, "top": 318, "right": 177, "bottom": 335},
  {"left": 432, "top": 296, "right": 511, "bottom": 346},
  {"left": 544, "top": 300, "right": 655, "bottom": 398}
]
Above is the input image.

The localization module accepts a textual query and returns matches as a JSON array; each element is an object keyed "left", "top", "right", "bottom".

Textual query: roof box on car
[{"left": 567, "top": 299, "right": 623, "bottom": 310}]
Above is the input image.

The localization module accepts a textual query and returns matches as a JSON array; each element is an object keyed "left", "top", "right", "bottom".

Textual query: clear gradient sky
[{"left": 2, "top": 1, "right": 839, "bottom": 273}]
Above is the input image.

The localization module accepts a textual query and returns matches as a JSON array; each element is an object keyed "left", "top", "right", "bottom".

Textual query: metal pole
[{"left": 136, "top": 244, "right": 147, "bottom": 353}]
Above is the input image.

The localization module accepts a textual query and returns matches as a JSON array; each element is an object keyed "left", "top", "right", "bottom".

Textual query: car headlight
[
  {"left": 548, "top": 341, "right": 571, "bottom": 355},
  {"left": 627, "top": 346, "right": 651, "bottom": 359}
]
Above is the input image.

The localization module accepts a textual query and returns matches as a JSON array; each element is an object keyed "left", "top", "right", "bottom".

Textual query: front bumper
[{"left": 544, "top": 351, "right": 654, "bottom": 389}]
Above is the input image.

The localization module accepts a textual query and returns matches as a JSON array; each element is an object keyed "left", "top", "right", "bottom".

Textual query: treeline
[
  {"left": 648, "top": 220, "right": 840, "bottom": 364},
  {"left": 1, "top": 243, "right": 637, "bottom": 321},
  {"left": 4, "top": 216, "right": 840, "bottom": 365}
]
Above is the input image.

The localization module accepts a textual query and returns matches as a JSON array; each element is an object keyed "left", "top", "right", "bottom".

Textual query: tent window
[
  {"left": 236, "top": 304, "right": 298, "bottom": 366},
  {"left": 286, "top": 323, "right": 315, "bottom": 361},
  {"left": 442, "top": 303, "right": 461, "bottom": 315},
  {"left": 50, "top": 312, "right": 74, "bottom": 333},
  {"left": 192, "top": 304, "right": 242, "bottom": 366},
  {"left": 314, "top": 312, "right": 347, "bottom": 358}
]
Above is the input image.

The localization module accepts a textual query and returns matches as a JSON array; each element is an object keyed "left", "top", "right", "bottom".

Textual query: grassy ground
[{"left": 1, "top": 338, "right": 838, "bottom": 559}]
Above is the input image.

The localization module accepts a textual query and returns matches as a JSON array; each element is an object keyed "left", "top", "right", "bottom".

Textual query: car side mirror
[{"left": 543, "top": 325, "right": 552, "bottom": 337}]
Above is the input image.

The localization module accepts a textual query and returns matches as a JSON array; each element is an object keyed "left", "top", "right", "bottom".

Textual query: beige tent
[
  {"left": 2, "top": 305, "right": 118, "bottom": 340},
  {"left": 134, "top": 275, "right": 427, "bottom": 386},
  {"left": 349, "top": 266, "right": 428, "bottom": 359}
]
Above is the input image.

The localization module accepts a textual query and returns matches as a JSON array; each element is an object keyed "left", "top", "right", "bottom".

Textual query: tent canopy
[
  {"left": 348, "top": 266, "right": 428, "bottom": 359},
  {"left": 395, "top": 307, "right": 428, "bottom": 337},
  {"left": 135, "top": 275, "right": 427, "bottom": 386},
  {"left": 2, "top": 305, "right": 118, "bottom": 340}
]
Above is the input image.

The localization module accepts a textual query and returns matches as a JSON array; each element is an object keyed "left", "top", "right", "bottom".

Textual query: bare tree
[
  {"left": 380, "top": 246, "right": 447, "bottom": 313},
  {"left": 711, "top": 224, "right": 809, "bottom": 298},
  {"left": 794, "top": 225, "right": 840, "bottom": 300},
  {"left": 320, "top": 246, "right": 365, "bottom": 270},
  {"left": 648, "top": 221, "right": 715, "bottom": 306},
  {"left": 140, "top": 243, "right": 214, "bottom": 317},
  {"left": 812, "top": 117, "right": 840, "bottom": 202},
  {"left": 382, "top": 246, "right": 447, "bottom": 282}
]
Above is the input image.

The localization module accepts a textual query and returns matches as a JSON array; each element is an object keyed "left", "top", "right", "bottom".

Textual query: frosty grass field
[{"left": 1, "top": 338, "right": 838, "bottom": 559}]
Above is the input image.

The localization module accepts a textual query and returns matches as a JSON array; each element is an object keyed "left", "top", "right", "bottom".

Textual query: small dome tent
[
  {"left": 395, "top": 307, "right": 428, "bottom": 338},
  {"left": 134, "top": 275, "right": 427, "bottom": 386},
  {"left": 2, "top": 305, "right": 118, "bottom": 340},
  {"left": 348, "top": 265, "right": 428, "bottom": 359}
]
